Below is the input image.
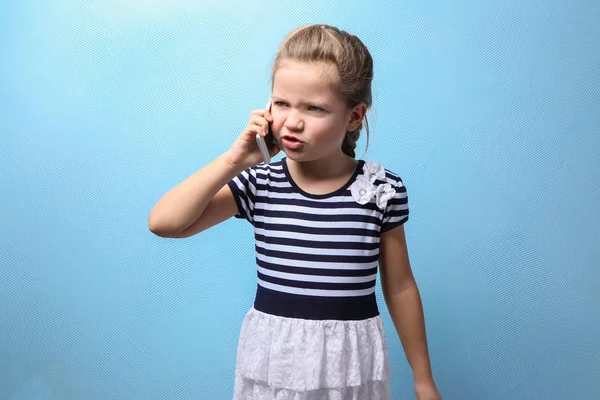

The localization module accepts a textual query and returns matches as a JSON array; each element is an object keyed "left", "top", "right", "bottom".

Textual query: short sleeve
[
  {"left": 381, "top": 179, "right": 409, "bottom": 232},
  {"left": 227, "top": 167, "right": 258, "bottom": 224}
]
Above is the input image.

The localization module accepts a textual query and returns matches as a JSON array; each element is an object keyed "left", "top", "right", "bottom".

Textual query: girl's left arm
[{"left": 379, "top": 224, "right": 441, "bottom": 399}]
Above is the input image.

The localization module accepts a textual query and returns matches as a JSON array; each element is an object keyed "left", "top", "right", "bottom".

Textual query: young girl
[{"left": 149, "top": 24, "right": 441, "bottom": 400}]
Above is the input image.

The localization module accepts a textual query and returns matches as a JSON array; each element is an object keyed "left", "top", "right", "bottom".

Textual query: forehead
[{"left": 273, "top": 61, "right": 342, "bottom": 102}]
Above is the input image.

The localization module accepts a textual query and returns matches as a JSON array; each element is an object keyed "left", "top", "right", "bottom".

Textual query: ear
[{"left": 346, "top": 102, "right": 367, "bottom": 131}]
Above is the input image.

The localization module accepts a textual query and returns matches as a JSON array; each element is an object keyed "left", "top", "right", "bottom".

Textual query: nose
[{"left": 283, "top": 110, "right": 304, "bottom": 131}]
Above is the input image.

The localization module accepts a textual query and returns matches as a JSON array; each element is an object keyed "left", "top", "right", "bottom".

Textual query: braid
[
  {"left": 342, "top": 129, "right": 360, "bottom": 158},
  {"left": 341, "top": 115, "right": 370, "bottom": 158}
]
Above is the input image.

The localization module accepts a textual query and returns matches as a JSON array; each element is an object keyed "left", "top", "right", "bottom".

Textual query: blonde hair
[{"left": 271, "top": 24, "right": 373, "bottom": 158}]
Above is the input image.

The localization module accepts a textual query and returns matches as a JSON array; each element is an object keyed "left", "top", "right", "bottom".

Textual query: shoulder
[
  {"left": 358, "top": 161, "right": 410, "bottom": 231},
  {"left": 348, "top": 160, "right": 408, "bottom": 213},
  {"left": 239, "top": 159, "right": 285, "bottom": 181},
  {"left": 241, "top": 159, "right": 287, "bottom": 194},
  {"left": 254, "top": 159, "right": 285, "bottom": 176},
  {"left": 361, "top": 160, "right": 406, "bottom": 188}
]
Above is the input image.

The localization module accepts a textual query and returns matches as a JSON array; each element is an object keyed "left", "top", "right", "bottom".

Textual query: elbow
[
  {"left": 148, "top": 211, "right": 180, "bottom": 238},
  {"left": 382, "top": 278, "right": 418, "bottom": 299},
  {"left": 148, "top": 215, "right": 166, "bottom": 236}
]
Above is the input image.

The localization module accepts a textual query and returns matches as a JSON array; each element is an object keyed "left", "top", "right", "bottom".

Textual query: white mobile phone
[{"left": 256, "top": 96, "right": 273, "bottom": 164}]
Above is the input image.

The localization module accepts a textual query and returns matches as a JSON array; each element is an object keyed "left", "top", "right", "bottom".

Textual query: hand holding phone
[
  {"left": 226, "top": 96, "right": 278, "bottom": 170},
  {"left": 256, "top": 96, "right": 274, "bottom": 164}
]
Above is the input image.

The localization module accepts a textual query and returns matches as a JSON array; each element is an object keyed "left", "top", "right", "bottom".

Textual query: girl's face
[{"left": 270, "top": 61, "right": 363, "bottom": 162}]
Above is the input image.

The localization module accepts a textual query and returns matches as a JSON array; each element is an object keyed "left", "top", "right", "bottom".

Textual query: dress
[{"left": 226, "top": 157, "right": 409, "bottom": 400}]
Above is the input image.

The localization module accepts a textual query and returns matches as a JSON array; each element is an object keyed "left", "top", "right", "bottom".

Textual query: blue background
[{"left": 1, "top": 0, "right": 599, "bottom": 399}]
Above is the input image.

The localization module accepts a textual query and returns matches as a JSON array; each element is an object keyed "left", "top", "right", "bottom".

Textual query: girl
[{"left": 149, "top": 24, "right": 441, "bottom": 400}]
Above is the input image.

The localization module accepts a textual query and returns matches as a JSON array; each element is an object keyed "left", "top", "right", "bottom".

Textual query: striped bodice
[{"left": 227, "top": 158, "right": 409, "bottom": 320}]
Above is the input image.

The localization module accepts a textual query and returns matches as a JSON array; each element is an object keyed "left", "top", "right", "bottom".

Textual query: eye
[
  {"left": 308, "top": 105, "right": 325, "bottom": 112},
  {"left": 274, "top": 101, "right": 287, "bottom": 107}
]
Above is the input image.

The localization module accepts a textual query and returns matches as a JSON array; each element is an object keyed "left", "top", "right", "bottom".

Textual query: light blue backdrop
[{"left": 1, "top": 0, "right": 599, "bottom": 399}]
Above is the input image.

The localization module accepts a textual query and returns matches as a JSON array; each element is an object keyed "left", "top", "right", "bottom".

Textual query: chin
[
  {"left": 284, "top": 150, "right": 341, "bottom": 164},
  {"left": 282, "top": 152, "right": 309, "bottom": 162}
]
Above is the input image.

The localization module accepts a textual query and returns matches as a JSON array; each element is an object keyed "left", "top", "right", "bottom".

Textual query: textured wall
[{"left": 1, "top": 0, "right": 599, "bottom": 399}]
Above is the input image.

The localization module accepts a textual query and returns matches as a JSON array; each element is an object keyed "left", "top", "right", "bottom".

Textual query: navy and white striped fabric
[{"left": 227, "top": 158, "right": 409, "bottom": 320}]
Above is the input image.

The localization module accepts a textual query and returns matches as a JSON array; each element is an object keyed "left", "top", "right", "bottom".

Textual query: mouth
[
  {"left": 280, "top": 135, "right": 305, "bottom": 150},
  {"left": 281, "top": 135, "right": 303, "bottom": 143}
]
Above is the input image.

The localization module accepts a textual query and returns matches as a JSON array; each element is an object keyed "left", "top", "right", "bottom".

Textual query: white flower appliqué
[
  {"left": 350, "top": 176, "right": 377, "bottom": 205},
  {"left": 363, "top": 161, "right": 386, "bottom": 183},
  {"left": 349, "top": 162, "right": 396, "bottom": 210},
  {"left": 375, "top": 183, "right": 395, "bottom": 210}
]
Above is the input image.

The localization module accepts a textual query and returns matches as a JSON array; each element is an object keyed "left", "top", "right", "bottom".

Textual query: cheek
[
  {"left": 271, "top": 109, "right": 288, "bottom": 131},
  {"left": 313, "top": 118, "right": 346, "bottom": 141},
  {"left": 270, "top": 116, "right": 283, "bottom": 134}
]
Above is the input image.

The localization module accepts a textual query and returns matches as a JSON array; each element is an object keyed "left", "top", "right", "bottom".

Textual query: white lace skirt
[{"left": 232, "top": 307, "right": 392, "bottom": 400}]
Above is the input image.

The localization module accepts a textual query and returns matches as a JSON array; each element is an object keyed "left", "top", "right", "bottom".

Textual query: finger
[
  {"left": 251, "top": 119, "right": 268, "bottom": 136},
  {"left": 251, "top": 108, "right": 268, "bottom": 118},
  {"left": 254, "top": 116, "right": 270, "bottom": 135},
  {"left": 250, "top": 115, "right": 263, "bottom": 126},
  {"left": 250, "top": 115, "right": 266, "bottom": 126},
  {"left": 264, "top": 109, "right": 273, "bottom": 122}
]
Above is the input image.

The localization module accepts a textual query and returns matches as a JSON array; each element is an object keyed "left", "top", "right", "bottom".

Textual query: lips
[
  {"left": 281, "top": 135, "right": 303, "bottom": 143},
  {"left": 281, "top": 135, "right": 304, "bottom": 150}
]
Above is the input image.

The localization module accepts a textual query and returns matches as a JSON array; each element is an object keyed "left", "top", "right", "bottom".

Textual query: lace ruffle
[{"left": 233, "top": 308, "right": 392, "bottom": 396}]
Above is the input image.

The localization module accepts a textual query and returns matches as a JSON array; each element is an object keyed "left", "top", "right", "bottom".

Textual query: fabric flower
[
  {"left": 362, "top": 161, "right": 386, "bottom": 183},
  {"left": 375, "top": 183, "right": 395, "bottom": 210},
  {"left": 350, "top": 176, "right": 376, "bottom": 205},
  {"left": 350, "top": 162, "right": 396, "bottom": 210}
]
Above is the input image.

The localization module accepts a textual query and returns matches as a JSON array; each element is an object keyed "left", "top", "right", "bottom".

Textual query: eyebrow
[{"left": 272, "top": 97, "right": 328, "bottom": 107}]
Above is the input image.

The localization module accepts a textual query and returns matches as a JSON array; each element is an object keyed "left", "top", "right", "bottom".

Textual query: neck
[{"left": 286, "top": 151, "right": 357, "bottom": 181}]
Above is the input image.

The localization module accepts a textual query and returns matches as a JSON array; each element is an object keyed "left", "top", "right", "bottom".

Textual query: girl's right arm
[{"left": 148, "top": 107, "right": 279, "bottom": 238}]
